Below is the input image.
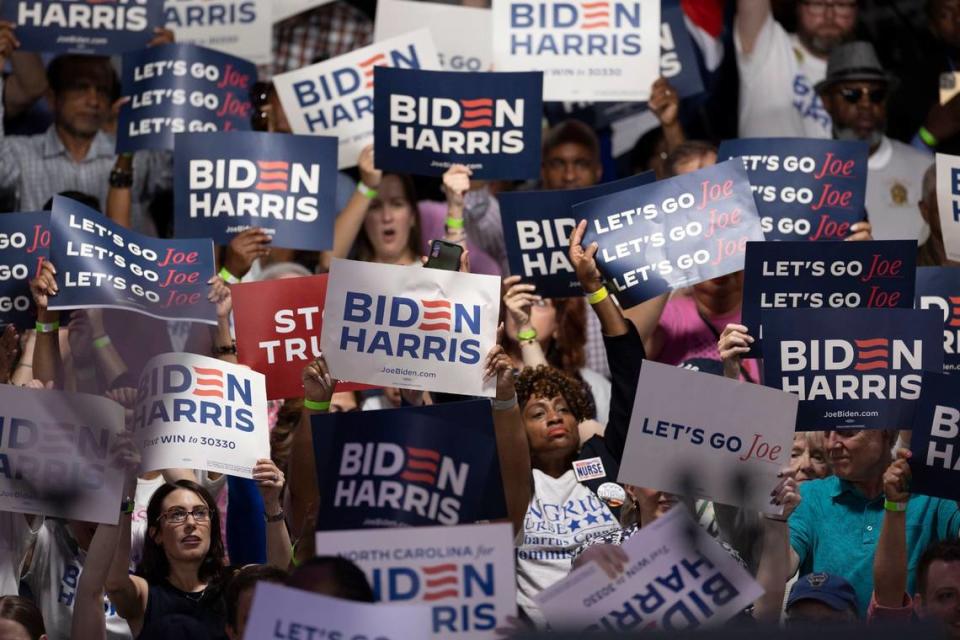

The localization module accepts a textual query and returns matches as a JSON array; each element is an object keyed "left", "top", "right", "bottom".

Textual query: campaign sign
[
  {"left": 164, "top": 0, "right": 272, "bottom": 65},
  {"left": 761, "top": 308, "right": 944, "bottom": 431},
  {"left": 543, "top": 0, "right": 703, "bottom": 130},
  {"left": 534, "top": 505, "right": 764, "bottom": 632},
  {"left": 244, "top": 582, "right": 433, "bottom": 640},
  {"left": 312, "top": 399, "right": 507, "bottom": 529},
  {"left": 578, "top": 160, "right": 765, "bottom": 308},
  {"left": 935, "top": 153, "right": 960, "bottom": 262},
  {"left": 373, "top": 67, "right": 543, "bottom": 180},
  {"left": 321, "top": 258, "right": 500, "bottom": 396},
  {"left": 173, "top": 131, "right": 337, "bottom": 250},
  {"left": 1, "top": 0, "right": 164, "bottom": 54},
  {"left": 909, "top": 372, "right": 960, "bottom": 501},
  {"left": 492, "top": 0, "right": 661, "bottom": 102},
  {"left": 499, "top": 172, "right": 654, "bottom": 298},
  {"left": 619, "top": 361, "right": 797, "bottom": 513},
  {"left": 741, "top": 240, "right": 917, "bottom": 358},
  {"left": 134, "top": 353, "right": 269, "bottom": 477},
  {"left": 232, "top": 274, "right": 374, "bottom": 399},
  {"left": 315, "top": 523, "right": 516, "bottom": 638},
  {"left": 116, "top": 43, "right": 256, "bottom": 153},
  {"left": 916, "top": 266, "right": 960, "bottom": 373},
  {"left": 718, "top": 138, "right": 868, "bottom": 242},
  {"left": 0, "top": 384, "right": 124, "bottom": 524},
  {"left": 374, "top": 0, "right": 493, "bottom": 72},
  {"left": 0, "top": 212, "right": 48, "bottom": 330},
  {"left": 274, "top": 29, "right": 441, "bottom": 169},
  {"left": 47, "top": 196, "right": 217, "bottom": 325}
]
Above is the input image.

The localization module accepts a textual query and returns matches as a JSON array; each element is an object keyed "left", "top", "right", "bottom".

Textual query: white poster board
[
  {"left": 375, "top": 0, "right": 492, "bottom": 71},
  {"left": 165, "top": 0, "right": 273, "bottom": 65}
]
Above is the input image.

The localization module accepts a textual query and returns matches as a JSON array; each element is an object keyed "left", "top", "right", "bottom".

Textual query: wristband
[
  {"left": 304, "top": 398, "right": 330, "bottom": 411},
  {"left": 264, "top": 508, "right": 285, "bottom": 523},
  {"left": 93, "top": 335, "right": 111, "bottom": 350},
  {"left": 35, "top": 321, "right": 59, "bottom": 334},
  {"left": 587, "top": 287, "right": 609, "bottom": 305},
  {"left": 884, "top": 499, "right": 907, "bottom": 512},
  {"left": 120, "top": 497, "right": 135, "bottom": 515},
  {"left": 218, "top": 267, "right": 239, "bottom": 284},
  {"left": 213, "top": 343, "right": 237, "bottom": 356},
  {"left": 445, "top": 216, "right": 465, "bottom": 229},
  {"left": 919, "top": 126, "right": 939, "bottom": 148},
  {"left": 357, "top": 182, "right": 378, "bottom": 199},
  {"left": 516, "top": 327, "right": 537, "bottom": 342},
  {"left": 492, "top": 394, "right": 518, "bottom": 411}
]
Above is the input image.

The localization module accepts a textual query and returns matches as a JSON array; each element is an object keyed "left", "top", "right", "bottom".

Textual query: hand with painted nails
[
  {"left": 29, "top": 260, "right": 58, "bottom": 311},
  {"left": 769, "top": 467, "right": 800, "bottom": 520},
  {"left": 253, "top": 457, "right": 285, "bottom": 510},
  {"left": 206, "top": 276, "right": 232, "bottom": 319},
  {"left": 302, "top": 356, "right": 336, "bottom": 403}
]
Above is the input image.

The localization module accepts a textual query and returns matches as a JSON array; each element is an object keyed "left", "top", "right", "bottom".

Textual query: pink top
[
  {"left": 655, "top": 293, "right": 760, "bottom": 383},
  {"left": 866, "top": 592, "right": 914, "bottom": 623}
]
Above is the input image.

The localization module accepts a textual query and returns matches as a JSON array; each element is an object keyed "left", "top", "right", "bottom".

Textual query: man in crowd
[
  {"left": 817, "top": 41, "right": 933, "bottom": 243},
  {"left": 786, "top": 573, "right": 860, "bottom": 626},
  {"left": 736, "top": 0, "right": 858, "bottom": 138}
]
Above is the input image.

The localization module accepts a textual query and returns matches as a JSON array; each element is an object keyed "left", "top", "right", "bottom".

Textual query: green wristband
[
  {"left": 36, "top": 320, "right": 60, "bottom": 333},
  {"left": 884, "top": 499, "right": 907, "bottom": 512},
  {"left": 304, "top": 398, "right": 331, "bottom": 411},
  {"left": 919, "top": 126, "right": 938, "bottom": 148},
  {"left": 218, "top": 267, "right": 239, "bottom": 284},
  {"left": 445, "top": 216, "right": 465, "bottom": 229},
  {"left": 517, "top": 327, "right": 537, "bottom": 341}
]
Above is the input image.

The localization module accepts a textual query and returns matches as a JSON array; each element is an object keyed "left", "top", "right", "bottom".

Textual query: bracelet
[
  {"left": 884, "top": 499, "right": 907, "bottom": 512},
  {"left": 445, "top": 216, "right": 465, "bottom": 229},
  {"left": 516, "top": 327, "right": 537, "bottom": 342},
  {"left": 93, "top": 335, "right": 111, "bottom": 349},
  {"left": 357, "top": 182, "right": 378, "bottom": 199},
  {"left": 763, "top": 513, "right": 788, "bottom": 522},
  {"left": 218, "top": 267, "right": 239, "bottom": 284},
  {"left": 587, "top": 287, "right": 609, "bottom": 305},
  {"left": 304, "top": 398, "right": 331, "bottom": 411},
  {"left": 36, "top": 321, "right": 59, "bottom": 334},
  {"left": 109, "top": 168, "right": 134, "bottom": 188},
  {"left": 212, "top": 343, "right": 237, "bottom": 356},
  {"left": 264, "top": 508, "right": 285, "bottom": 523},
  {"left": 492, "top": 394, "right": 518, "bottom": 411},
  {"left": 918, "top": 126, "right": 938, "bottom": 148}
]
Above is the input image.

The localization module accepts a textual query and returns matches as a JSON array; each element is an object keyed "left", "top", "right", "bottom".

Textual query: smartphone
[{"left": 424, "top": 239, "right": 463, "bottom": 271}]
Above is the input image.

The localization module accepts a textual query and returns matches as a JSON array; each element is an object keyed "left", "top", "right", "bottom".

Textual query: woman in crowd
[{"left": 0, "top": 597, "right": 47, "bottom": 640}]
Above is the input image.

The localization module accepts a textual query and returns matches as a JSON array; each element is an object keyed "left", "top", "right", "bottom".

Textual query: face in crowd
[
  {"left": 49, "top": 58, "right": 115, "bottom": 140},
  {"left": 540, "top": 142, "right": 603, "bottom": 190},
  {"left": 825, "top": 429, "right": 895, "bottom": 483},
  {"left": 930, "top": 0, "right": 960, "bottom": 49},
  {"left": 790, "top": 431, "right": 831, "bottom": 482},
  {"left": 150, "top": 488, "right": 214, "bottom": 565},
  {"left": 917, "top": 547, "right": 960, "bottom": 639},
  {"left": 363, "top": 175, "right": 417, "bottom": 264},
  {"left": 822, "top": 80, "right": 888, "bottom": 148},
  {"left": 796, "top": 0, "right": 858, "bottom": 56}
]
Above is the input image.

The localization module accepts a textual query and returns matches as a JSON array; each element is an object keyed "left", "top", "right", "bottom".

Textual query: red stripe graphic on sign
[
  {"left": 406, "top": 446, "right": 441, "bottom": 460},
  {"left": 854, "top": 338, "right": 889, "bottom": 371},
  {"left": 418, "top": 300, "right": 452, "bottom": 331},
  {"left": 422, "top": 564, "right": 459, "bottom": 601},
  {"left": 192, "top": 366, "right": 224, "bottom": 398}
]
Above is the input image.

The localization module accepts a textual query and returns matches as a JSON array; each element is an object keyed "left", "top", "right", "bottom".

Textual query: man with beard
[
  {"left": 735, "top": 0, "right": 857, "bottom": 138},
  {"left": 817, "top": 41, "right": 933, "bottom": 243}
]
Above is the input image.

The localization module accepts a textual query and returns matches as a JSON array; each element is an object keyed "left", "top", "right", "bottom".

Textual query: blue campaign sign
[
  {"left": 543, "top": 0, "right": 703, "bottom": 130},
  {"left": 761, "top": 308, "right": 943, "bottom": 431},
  {"left": 174, "top": 131, "right": 338, "bottom": 251},
  {"left": 718, "top": 138, "right": 869, "bottom": 242},
  {"left": 915, "top": 266, "right": 960, "bottom": 373},
  {"left": 741, "top": 240, "right": 917, "bottom": 358},
  {"left": 312, "top": 399, "right": 507, "bottom": 530},
  {"left": 47, "top": 196, "right": 217, "bottom": 325},
  {"left": 500, "top": 172, "right": 655, "bottom": 298},
  {"left": 116, "top": 43, "right": 256, "bottom": 153},
  {"left": 0, "top": 212, "right": 48, "bottom": 330},
  {"left": 373, "top": 67, "right": 543, "bottom": 180},
  {"left": 578, "top": 159, "right": 764, "bottom": 308},
  {"left": 1, "top": 0, "right": 164, "bottom": 55},
  {"left": 909, "top": 371, "right": 960, "bottom": 501}
]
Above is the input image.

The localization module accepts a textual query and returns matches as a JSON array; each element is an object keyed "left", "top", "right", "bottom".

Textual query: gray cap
[{"left": 814, "top": 41, "right": 895, "bottom": 95}]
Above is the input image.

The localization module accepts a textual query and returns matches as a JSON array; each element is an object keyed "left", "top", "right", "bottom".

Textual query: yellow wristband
[
  {"left": 445, "top": 217, "right": 465, "bottom": 229},
  {"left": 517, "top": 327, "right": 537, "bottom": 342},
  {"left": 587, "top": 287, "right": 609, "bottom": 305}
]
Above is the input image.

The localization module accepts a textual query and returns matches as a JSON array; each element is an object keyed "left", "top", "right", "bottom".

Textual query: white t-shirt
[
  {"left": 0, "top": 512, "right": 38, "bottom": 596},
  {"left": 866, "top": 136, "right": 933, "bottom": 243},
  {"left": 579, "top": 367, "right": 611, "bottom": 427},
  {"left": 23, "top": 521, "right": 132, "bottom": 640},
  {"left": 131, "top": 474, "right": 166, "bottom": 567},
  {"left": 735, "top": 13, "right": 831, "bottom": 139},
  {"left": 516, "top": 469, "right": 620, "bottom": 626}
]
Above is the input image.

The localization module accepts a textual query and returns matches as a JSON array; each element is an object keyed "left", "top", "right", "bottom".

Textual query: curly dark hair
[
  {"left": 136, "top": 480, "right": 227, "bottom": 587},
  {"left": 515, "top": 365, "right": 595, "bottom": 422}
]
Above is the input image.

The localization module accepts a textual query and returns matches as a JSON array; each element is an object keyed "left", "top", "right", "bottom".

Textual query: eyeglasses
[
  {"left": 160, "top": 506, "right": 210, "bottom": 525},
  {"left": 800, "top": 0, "right": 857, "bottom": 16},
  {"left": 839, "top": 87, "right": 887, "bottom": 105}
]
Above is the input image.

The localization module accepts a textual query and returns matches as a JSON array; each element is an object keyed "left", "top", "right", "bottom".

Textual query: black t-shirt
[{"left": 140, "top": 579, "right": 227, "bottom": 640}]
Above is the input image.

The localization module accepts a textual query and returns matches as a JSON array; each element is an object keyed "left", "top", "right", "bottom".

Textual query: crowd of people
[{"left": 0, "top": 0, "right": 959, "bottom": 638}]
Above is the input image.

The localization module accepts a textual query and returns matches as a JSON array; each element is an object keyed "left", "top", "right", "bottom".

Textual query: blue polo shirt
[{"left": 789, "top": 475, "right": 960, "bottom": 615}]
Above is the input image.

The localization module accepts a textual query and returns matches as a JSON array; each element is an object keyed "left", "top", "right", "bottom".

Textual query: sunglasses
[{"left": 839, "top": 87, "right": 887, "bottom": 105}]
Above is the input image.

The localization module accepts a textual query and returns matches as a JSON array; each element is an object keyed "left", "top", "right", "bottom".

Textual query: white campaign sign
[
  {"left": 935, "top": 153, "right": 960, "bottom": 262},
  {"left": 274, "top": 29, "right": 440, "bottom": 168},
  {"left": 375, "top": 0, "right": 492, "bottom": 72},
  {"left": 321, "top": 258, "right": 499, "bottom": 396},
  {"left": 273, "top": 0, "right": 333, "bottom": 23},
  {"left": 491, "top": 0, "right": 660, "bottom": 101},
  {"left": 244, "top": 582, "right": 433, "bottom": 640},
  {"left": 618, "top": 361, "right": 797, "bottom": 513},
  {"left": 165, "top": 0, "right": 273, "bottom": 65},
  {"left": 134, "top": 353, "right": 269, "bottom": 478},
  {"left": 0, "top": 385, "right": 125, "bottom": 524},
  {"left": 315, "top": 523, "right": 517, "bottom": 638},
  {"left": 534, "top": 506, "right": 764, "bottom": 632}
]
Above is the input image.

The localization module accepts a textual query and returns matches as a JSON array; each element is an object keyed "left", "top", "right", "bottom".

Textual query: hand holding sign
[
  {"left": 0, "top": 21, "right": 19, "bottom": 66},
  {"left": 568, "top": 219, "right": 604, "bottom": 294},
  {"left": 443, "top": 164, "right": 472, "bottom": 210},
  {"left": 302, "top": 356, "right": 336, "bottom": 405},
  {"left": 717, "top": 323, "right": 753, "bottom": 380},
  {"left": 883, "top": 449, "right": 912, "bottom": 503},
  {"left": 29, "top": 259, "right": 57, "bottom": 312}
]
